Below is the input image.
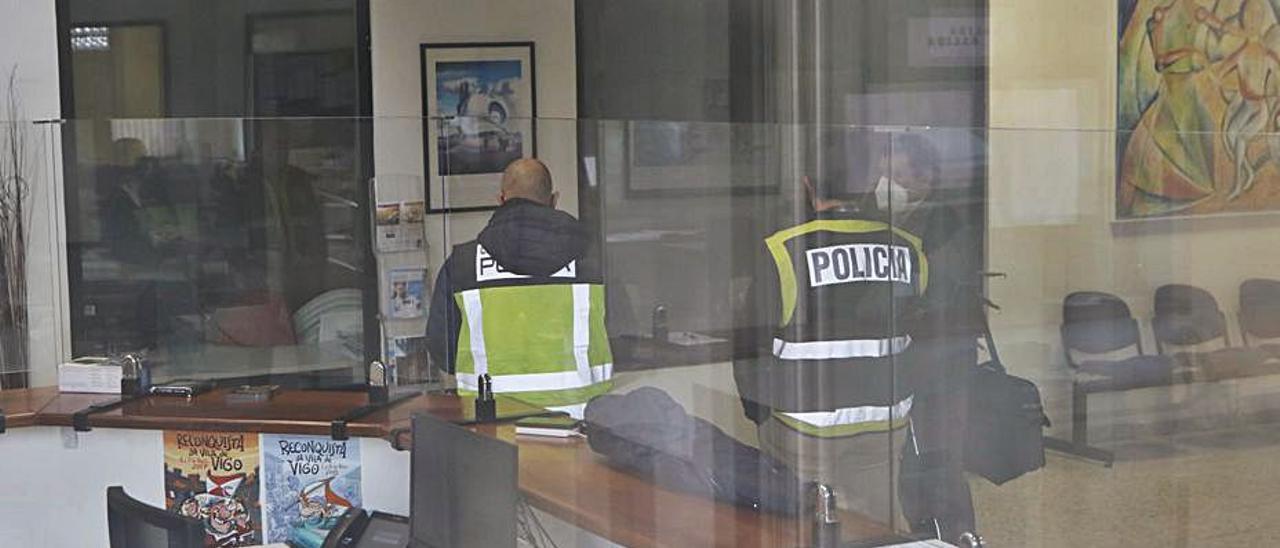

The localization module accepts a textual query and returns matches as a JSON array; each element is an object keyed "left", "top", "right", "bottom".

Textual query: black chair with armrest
[
  {"left": 1153, "top": 284, "right": 1275, "bottom": 381},
  {"left": 107, "top": 486, "right": 205, "bottom": 548},
  {"left": 1238, "top": 278, "right": 1280, "bottom": 357},
  {"left": 1046, "top": 291, "right": 1179, "bottom": 465}
]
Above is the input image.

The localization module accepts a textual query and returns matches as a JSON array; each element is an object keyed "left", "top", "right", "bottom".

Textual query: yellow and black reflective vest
[
  {"left": 428, "top": 199, "right": 613, "bottom": 419},
  {"left": 735, "top": 211, "right": 929, "bottom": 437}
]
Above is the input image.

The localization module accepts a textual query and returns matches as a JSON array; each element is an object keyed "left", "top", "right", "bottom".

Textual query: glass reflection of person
[
  {"left": 875, "top": 134, "right": 981, "bottom": 542},
  {"left": 101, "top": 137, "right": 208, "bottom": 349},
  {"left": 103, "top": 138, "right": 166, "bottom": 265}
]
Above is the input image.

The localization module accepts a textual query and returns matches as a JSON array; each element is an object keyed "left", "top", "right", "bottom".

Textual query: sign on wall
[
  {"left": 907, "top": 15, "right": 986, "bottom": 68},
  {"left": 163, "top": 430, "right": 263, "bottom": 547},
  {"left": 261, "top": 434, "right": 363, "bottom": 546}
]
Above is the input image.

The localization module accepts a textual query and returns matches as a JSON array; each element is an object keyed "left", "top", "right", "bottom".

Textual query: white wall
[
  {"left": 0, "top": 0, "right": 60, "bottom": 118},
  {"left": 0, "top": 427, "right": 614, "bottom": 548},
  {"left": 370, "top": 0, "right": 578, "bottom": 339},
  {"left": 0, "top": 427, "right": 164, "bottom": 548},
  {"left": 0, "top": 0, "right": 69, "bottom": 387}
]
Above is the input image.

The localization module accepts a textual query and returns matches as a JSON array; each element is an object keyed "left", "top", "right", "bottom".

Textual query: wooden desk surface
[
  {"left": 1, "top": 387, "right": 891, "bottom": 547},
  {"left": 25, "top": 388, "right": 548, "bottom": 438},
  {"left": 0, "top": 386, "right": 60, "bottom": 429},
  {"left": 35, "top": 388, "right": 377, "bottom": 435},
  {"left": 390, "top": 424, "right": 891, "bottom": 548},
  {"left": 511, "top": 431, "right": 890, "bottom": 548}
]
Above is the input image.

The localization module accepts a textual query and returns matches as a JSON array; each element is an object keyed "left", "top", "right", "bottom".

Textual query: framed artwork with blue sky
[{"left": 421, "top": 42, "right": 536, "bottom": 213}]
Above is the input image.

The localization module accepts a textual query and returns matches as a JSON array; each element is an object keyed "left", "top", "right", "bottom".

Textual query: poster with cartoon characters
[
  {"left": 163, "top": 431, "right": 262, "bottom": 546},
  {"left": 261, "top": 434, "right": 362, "bottom": 547}
]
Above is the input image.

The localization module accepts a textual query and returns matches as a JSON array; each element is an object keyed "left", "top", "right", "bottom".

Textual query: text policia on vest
[{"left": 805, "top": 243, "right": 913, "bottom": 288}]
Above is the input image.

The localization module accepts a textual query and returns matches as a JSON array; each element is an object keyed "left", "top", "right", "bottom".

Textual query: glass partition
[
  {"left": 433, "top": 119, "right": 1280, "bottom": 546},
  {"left": 17, "top": 115, "right": 1280, "bottom": 545},
  {"left": 61, "top": 117, "right": 371, "bottom": 387}
]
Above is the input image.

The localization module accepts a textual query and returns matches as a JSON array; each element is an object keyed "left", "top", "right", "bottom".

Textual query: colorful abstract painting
[{"left": 1119, "top": 0, "right": 1280, "bottom": 218}]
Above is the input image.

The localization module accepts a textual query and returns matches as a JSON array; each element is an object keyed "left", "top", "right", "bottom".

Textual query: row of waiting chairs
[
  {"left": 1063, "top": 280, "right": 1280, "bottom": 388},
  {"left": 1049, "top": 279, "right": 1280, "bottom": 465}
]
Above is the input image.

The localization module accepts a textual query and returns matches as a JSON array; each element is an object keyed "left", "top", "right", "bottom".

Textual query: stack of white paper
[{"left": 57, "top": 357, "right": 122, "bottom": 394}]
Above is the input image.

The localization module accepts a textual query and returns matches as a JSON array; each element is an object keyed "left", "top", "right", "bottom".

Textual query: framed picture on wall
[
  {"left": 623, "top": 121, "right": 778, "bottom": 197},
  {"left": 1116, "top": 1, "right": 1280, "bottom": 220},
  {"left": 421, "top": 42, "right": 537, "bottom": 213}
]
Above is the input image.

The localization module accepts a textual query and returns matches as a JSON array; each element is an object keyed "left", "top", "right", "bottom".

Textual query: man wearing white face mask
[
  {"left": 874, "top": 175, "right": 921, "bottom": 216},
  {"left": 877, "top": 133, "right": 982, "bottom": 543},
  {"left": 874, "top": 135, "right": 937, "bottom": 220},
  {"left": 732, "top": 160, "right": 931, "bottom": 531},
  {"left": 732, "top": 132, "right": 982, "bottom": 542}
]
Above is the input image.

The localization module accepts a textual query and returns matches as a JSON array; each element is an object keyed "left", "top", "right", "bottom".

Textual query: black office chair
[
  {"left": 1153, "top": 284, "right": 1274, "bottom": 381},
  {"left": 1048, "top": 291, "right": 1179, "bottom": 464},
  {"left": 1239, "top": 278, "right": 1280, "bottom": 356},
  {"left": 1063, "top": 291, "right": 1178, "bottom": 390},
  {"left": 107, "top": 486, "right": 205, "bottom": 548}
]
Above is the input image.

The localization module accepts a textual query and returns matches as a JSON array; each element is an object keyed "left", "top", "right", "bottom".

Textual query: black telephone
[{"left": 322, "top": 509, "right": 410, "bottom": 548}]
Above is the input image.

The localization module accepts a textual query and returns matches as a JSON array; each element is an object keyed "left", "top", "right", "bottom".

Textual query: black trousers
[{"left": 898, "top": 341, "right": 977, "bottom": 542}]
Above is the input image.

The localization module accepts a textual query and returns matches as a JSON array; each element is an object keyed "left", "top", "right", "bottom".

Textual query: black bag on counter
[{"left": 964, "top": 309, "right": 1050, "bottom": 485}]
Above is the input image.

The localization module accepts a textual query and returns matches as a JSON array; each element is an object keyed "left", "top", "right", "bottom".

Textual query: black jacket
[
  {"left": 583, "top": 387, "right": 805, "bottom": 515},
  {"left": 426, "top": 198, "right": 596, "bottom": 373}
]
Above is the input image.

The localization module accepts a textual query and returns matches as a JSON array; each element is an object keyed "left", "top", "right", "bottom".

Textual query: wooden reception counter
[{"left": 0, "top": 387, "right": 892, "bottom": 547}]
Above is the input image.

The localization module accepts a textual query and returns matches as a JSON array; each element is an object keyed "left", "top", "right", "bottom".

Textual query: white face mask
[{"left": 874, "top": 175, "right": 918, "bottom": 213}]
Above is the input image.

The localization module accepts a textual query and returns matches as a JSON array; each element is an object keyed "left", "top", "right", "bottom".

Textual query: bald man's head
[{"left": 500, "top": 158, "right": 556, "bottom": 206}]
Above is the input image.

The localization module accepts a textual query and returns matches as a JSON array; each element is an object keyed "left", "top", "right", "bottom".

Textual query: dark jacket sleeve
[
  {"left": 904, "top": 207, "right": 982, "bottom": 400},
  {"left": 426, "top": 255, "right": 462, "bottom": 374},
  {"left": 918, "top": 208, "right": 983, "bottom": 341},
  {"left": 732, "top": 241, "right": 781, "bottom": 425}
]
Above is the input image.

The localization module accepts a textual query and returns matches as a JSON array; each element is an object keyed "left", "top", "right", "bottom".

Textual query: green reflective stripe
[
  {"left": 764, "top": 219, "right": 928, "bottom": 327},
  {"left": 772, "top": 412, "right": 910, "bottom": 438},
  {"left": 459, "top": 380, "right": 614, "bottom": 410}
]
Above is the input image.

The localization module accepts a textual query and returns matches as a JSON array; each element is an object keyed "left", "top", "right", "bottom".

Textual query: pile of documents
[{"left": 58, "top": 356, "right": 121, "bottom": 394}]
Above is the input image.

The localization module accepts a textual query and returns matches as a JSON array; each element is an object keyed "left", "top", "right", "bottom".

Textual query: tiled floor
[{"left": 973, "top": 424, "right": 1280, "bottom": 547}]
